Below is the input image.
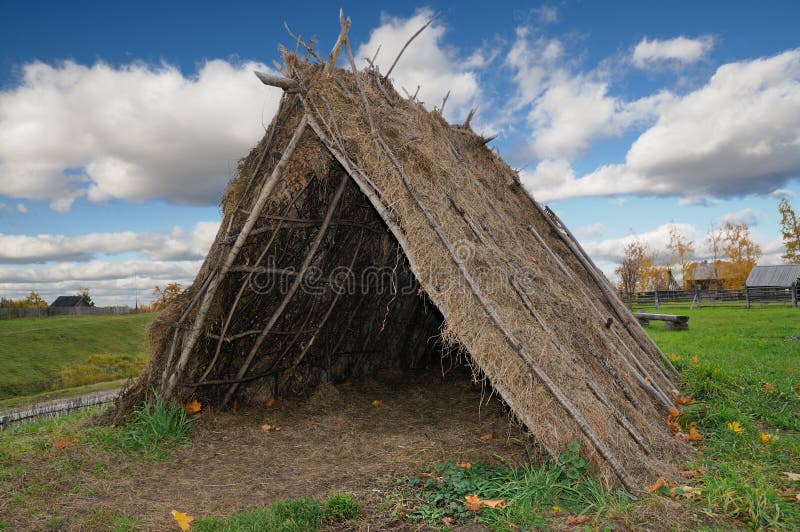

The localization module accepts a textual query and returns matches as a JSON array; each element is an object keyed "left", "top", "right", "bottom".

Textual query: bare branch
[
  {"left": 439, "top": 90, "right": 450, "bottom": 115},
  {"left": 254, "top": 71, "right": 299, "bottom": 91},
  {"left": 463, "top": 108, "right": 476, "bottom": 128},
  {"left": 325, "top": 8, "right": 351, "bottom": 73},
  {"left": 384, "top": 12, "right": 440, "bottom": 79}
]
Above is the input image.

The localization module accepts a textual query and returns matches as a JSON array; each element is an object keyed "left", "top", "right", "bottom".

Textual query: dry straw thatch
[{"left": 108, "top": 12, "right": 689, "bottom": 489}]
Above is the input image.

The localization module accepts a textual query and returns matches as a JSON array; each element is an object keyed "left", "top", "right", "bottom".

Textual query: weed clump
[
  {"left": 324, "top": 493, "right": 360, "bottom": 521},
  {"left": 117, "top": 395, "right": 193, "bottom": 458}
]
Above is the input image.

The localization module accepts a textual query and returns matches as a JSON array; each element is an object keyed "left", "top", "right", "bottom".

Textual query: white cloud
[
  {"left": 0, "top": 60, "right": 281, "bottom": 211},
  {"left": 523, "top": 50, "right": 800, "bottom": 201},
  {"left": 575, "top": 223, "right": 605, "bottom": 239},
  {"left": 632, "top": 36, "right": 714, "bottom": 69},
  {"left": 581, "top": 223, "right": 699, "bottom": 263},
  {"left": 16, "top": 203, "right": 27, "bottom": 214},
  {"left": 356, "top": 9, "right": 485, "bottom": 122},
  {"left": 0, "top": 220, "right": 219, "bottom": 264},
  {"left": 506, "top": 28, "right": 674, "bottom": 159},
  {"left": 721, "top": 208, "right": 761, "bottom": 227},
  {"left": 534, "top": 6, "right": 558, "bottom": 24},
  {"left": 769, "top": 188, "right": 795, "bottom": 198}
]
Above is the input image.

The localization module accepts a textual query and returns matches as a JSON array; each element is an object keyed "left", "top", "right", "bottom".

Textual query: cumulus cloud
[
  {"left": 506, "top": 28, "right": 673, "bottom": 159},
  {"left": 721, "top": 208, "right": 761, "bottom": 227},
  {"left": 632, "top": 36, "right": 714, "bottom": 69},
  {"left": 523, "top": 50, "right": 800, "bottom": 201},
  {"left": 575, "top": 223, "right": 605, "bottom": 239},
  {"left": 16, "top": 203, "right": 27, "bottom": 214},
  {"left": 355, "top": 9, "right": 485, "bottom": 122},
  {"left": 0, "top": 220, "right": 219, "bottom": 264},
  {"left": 0, "top": 60, "right": 280, "bottom": 211}
]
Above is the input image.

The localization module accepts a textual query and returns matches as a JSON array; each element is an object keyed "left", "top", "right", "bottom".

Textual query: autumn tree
[
  {"left": 0, "top": 291, "right": 48, "bottom": 308},
  {"left": 615, "top": 238, "right": 655, "bottom": 302},
  {"left": 778, "top": 198, "right": 800, "bottom": 263},
  {"left": 152, "top": 283, "right": 183, "bottom": 311},
  {"left": 77, "top": 288, "right": 95, "bottom": 307},
  {"left": 666, "top": 225, "right": 695, "bottom": 288},
  {"left": 720, "top": 221, "right": 761, "bottom": 288}
]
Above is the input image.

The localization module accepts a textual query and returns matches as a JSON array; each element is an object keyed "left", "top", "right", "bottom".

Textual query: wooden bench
[{"left": 634, "top": 312, "right": 689, "bottom": 330}]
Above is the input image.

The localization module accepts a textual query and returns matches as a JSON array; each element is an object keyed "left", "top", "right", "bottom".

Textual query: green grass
[
  {"left": 193, "top": 494, "right": 360, "bottom": 531},
  {"left": 641, "top": 306, "right": 800, "bottom": 529},
  {"left": 117, "top": 395, "right": 194, "bottom": 459},
  {"left": 395, "top": 444, "right": 633, "bottom": 530},
  {"left": 0, "top": 313, "right": 155, "bottom": 399}
]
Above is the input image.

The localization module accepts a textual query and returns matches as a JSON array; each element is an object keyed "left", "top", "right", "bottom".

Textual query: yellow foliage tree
[
  {"left": 615, "top": 238, "right": 656, "bottom": 301},
  {"left": 667, "top": 225, "right": 695, "bottom": 288},
  {"left": 720, "top": 221, "right": 761, "bottom": 288},
  {"left": 778, "top": 198, "right": 800, "bottom": 264}
]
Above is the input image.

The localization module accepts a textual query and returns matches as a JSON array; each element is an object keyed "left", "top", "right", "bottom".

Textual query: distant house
[
  {"left": 50, "top": 295, "right": 91, "bottom": 308},
  {"left": 684, "top": 260, "right": 733, "bottom": 290},
  {"left": 745, "top": 264, "right": 800, "bottom": 307},
  {"left": 746, "top": 264, "right": 800, "bottom": 288}
]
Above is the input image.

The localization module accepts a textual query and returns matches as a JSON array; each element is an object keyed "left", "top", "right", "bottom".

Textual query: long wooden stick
[
  {"left": 278, "top": 231, "right": 365, "bottom": 393},
  {"left": 221, "top": 173, "right": 350, "bottom": 406},
  {"left": 384, "top": 13, "right": 439, "bottom": 79},
  {"left": 254, "top": 71, "right": 299, "bottom": 91},
  {"left": 162, "top": 115, "right": 309, "bottom": 396},
  {"left": 324, "top": 9, "right": 351, "bottom": 73},
  {"left": 541, "top": 205, "right": 678, "bottom": 379},
  {"left": 527, "top": 223, "right": 674, "bottom": 408},
  {"left": 377, "top": 137, "right": 636, "bottom": 490},
  {"left": 450, "top": 196, "right": 650, "bottom": 453}
]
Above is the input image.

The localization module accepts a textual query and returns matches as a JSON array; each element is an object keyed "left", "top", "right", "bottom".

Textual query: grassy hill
[{"left": 0, "top": 313, "right": 155, "bottom": 403}]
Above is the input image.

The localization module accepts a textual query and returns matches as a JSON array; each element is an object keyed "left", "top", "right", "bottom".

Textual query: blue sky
[{"left": 1, "top": 1, "right": 798, "bottom": 305}]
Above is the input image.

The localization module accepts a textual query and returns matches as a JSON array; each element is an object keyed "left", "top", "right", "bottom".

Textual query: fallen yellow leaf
[
  {"left": 646, "top": 477, "right": 666, "bottom": 493},
  {"left": 688, "top": 423, "right": 703, "bottom": 441},
  {"left": 552, "top": 505, "right": 562, "bottom": 513},
  {"left": 691, "top": 354, "right": 699, "bottom": 366},
  {"left": 371, "top": 399, "right": 383, "bottom": 407},
  {"left": 680, "top": 486, "right": 702, "bottom": 500},
  {"left": 266, "top": 398, "right": 277, "bottom": 408},
  {"left": 171, "top": 509, "right": 194, "bottom": 531},
  {"left": 567, "top": 514, "right": 590, "bottom": 525},
  {"left": 783, "top": 472, "right": 800, "bottom": 482},
  {"left": 464, "top": 494, "right": 505, "bottom": 511},
  {"left": 184, "top": 400, "right": 201, "bottom": 415},
  {"left": 442, "top": 516, "right": 454, "bottom": 525},
  {"left": 465, "top": 494, "right": 481, "bottom": 511},
  {"left": 479, "top": 431, "right": 496, "bottom": 442},
  {"left": 456, "top": 461, "right": 472, "bottom": 468},
  {"left": 763, "top": 382, "right": 775, "bottom": 392},
  {"left": 676, "top": 396, "right": 694, "bottom": 406},
  {"left": 727, "top": 421, "right": 744, "bottom": 434},
  {"left": 760, "top": 432, "right": 772, "bottom": 443}
]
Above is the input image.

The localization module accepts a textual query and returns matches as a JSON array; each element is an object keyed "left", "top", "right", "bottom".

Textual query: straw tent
[{"left": 109, "top": 14, "right": 689, "bottom": 489}]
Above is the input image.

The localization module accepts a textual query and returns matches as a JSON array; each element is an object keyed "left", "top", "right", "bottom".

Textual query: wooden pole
[
  {"left": 378, "top": 137, "right": 637, "bottom": 491},
  {"left": 254, "top": 71, "right": 299, "bottom": 91},
  {"left": 162, "top": 115, "right": 309, "bottom": 396},
  {"left": 221, "top": 173, "right": 350, "bottom": 406}
]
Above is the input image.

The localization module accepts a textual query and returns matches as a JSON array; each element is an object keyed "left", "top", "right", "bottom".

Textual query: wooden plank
[{"left": 634, "top": 312, "right": 689, "bottom": 324}]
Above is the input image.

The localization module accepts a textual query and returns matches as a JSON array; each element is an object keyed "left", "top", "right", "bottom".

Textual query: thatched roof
[
  {"left": 109, "top": 14, "right": 688, "bottom": 490},
  {"left": 50, "top": 295, "right": 90, "bottom": 307}
]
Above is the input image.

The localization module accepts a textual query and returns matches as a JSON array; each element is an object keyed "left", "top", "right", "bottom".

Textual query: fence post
[
  {"left": 745, "top": 286, "right": 750, "bottom": 309},
  {"left": 654, "top": 289, "right": 660, "bottom": 310},
  {"left": 792, "top": 282, "right": 797, "bottom": 308}
]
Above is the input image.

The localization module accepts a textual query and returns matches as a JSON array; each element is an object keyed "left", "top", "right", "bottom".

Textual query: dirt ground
[{"left": 2, "top": 368, "right": 535, "bottom": 530}]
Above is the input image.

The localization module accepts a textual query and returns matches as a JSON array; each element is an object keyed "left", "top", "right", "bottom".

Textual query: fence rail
[
  {"left": 624, "top": 285, "right": 799, "bottom": 309},
  {"left": 0, "top": 306, "right": 131, "bottom": 320},
  {"left": 0, "top": 389, "right": 120, "bottom": 430}
]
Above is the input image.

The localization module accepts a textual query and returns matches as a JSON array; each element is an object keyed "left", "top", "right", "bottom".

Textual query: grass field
[
  {"left": 0, "top": 313, "right": 155, "bottom": 401},
  {"left": 640, "top": 306, "right": 800, "bottom": 528},
  {"left": 1, "top": 306, "right": 798, "bottom": 529}
]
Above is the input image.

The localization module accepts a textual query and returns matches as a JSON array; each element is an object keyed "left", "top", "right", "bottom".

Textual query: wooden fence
[
  {"left": 0, "top": 306, "right": 132, "bottom": 320},
  {"left": 624, "top": 285, "right": 799, "bottom": 309}
]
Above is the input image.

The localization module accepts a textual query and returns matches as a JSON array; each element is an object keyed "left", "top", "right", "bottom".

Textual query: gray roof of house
[
  {"left": 745, "top": 265, "right": 800, "bottom": 287},
  {"left": 50, "top": 295, "right": 88, "bottom": 307}
]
